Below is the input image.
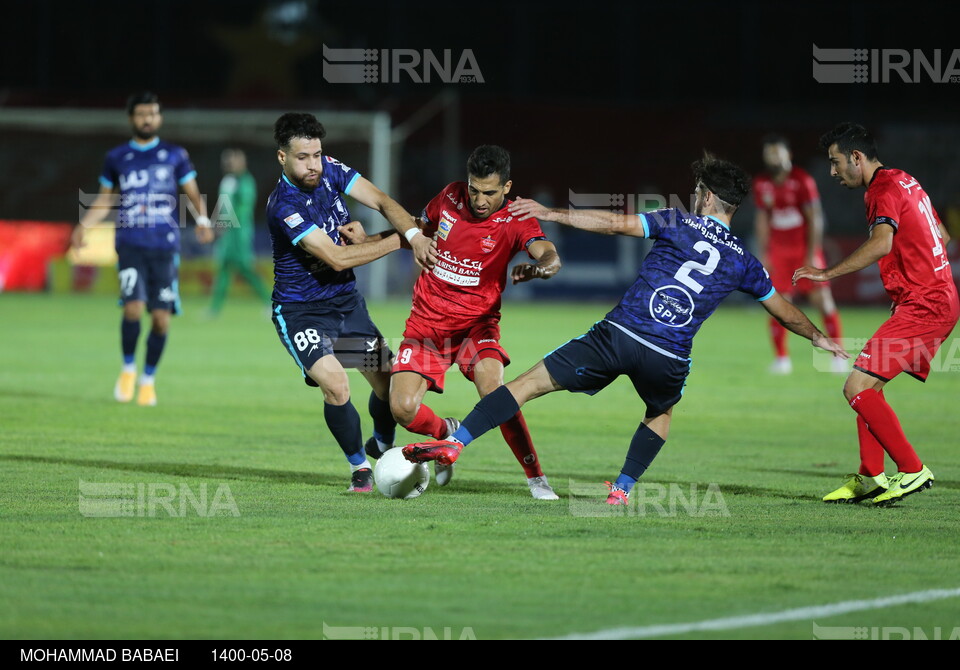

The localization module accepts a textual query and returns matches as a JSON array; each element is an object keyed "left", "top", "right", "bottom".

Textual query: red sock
[
  {"left": 770, "top": 317, "right": 788, "bottom": 357},
  {"left": 823, "top": 311, "right": 843, "bottom": 341},
  {"left": 849, "top": 389, "right": 922, "bottom": 473},
  {"left": 857, "top": 415, "right": 885, "bottom": 476},
  {"left": 406, "top": 403, "right": 447, "bottom": 440},
  {"left": 499, "top": 412, "right": 543, "bottom": 478}
]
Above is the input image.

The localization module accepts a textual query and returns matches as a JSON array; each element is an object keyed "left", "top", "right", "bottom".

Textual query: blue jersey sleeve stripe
[
  {"left": 99, "top": 176, "right": 114, "bottom": 189},
  {"left": 178, "top": 170, "right": 197, "bottom": 186},
  {"left": 343, "top": 172, "right": 361, "bottom": 195},
  {"left": 291, "top": 224, "right": 319, "bottom": 246},
  {"left": 638, "top": 213, "right": 650, "bottom": 238},
  {"left": 757, "top": 287, "right": 777, "bottom": 302}
]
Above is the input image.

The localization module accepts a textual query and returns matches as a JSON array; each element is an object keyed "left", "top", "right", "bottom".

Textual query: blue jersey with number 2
[{"left": 605, "top": 208, "right": 775, "bottom": 359}]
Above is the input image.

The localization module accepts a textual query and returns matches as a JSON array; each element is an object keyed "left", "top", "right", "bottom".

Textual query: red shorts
[
  {"left": 391, "top": 317, "right": 510, "bottom": 392},
  {"left": 769, "top": 247, "right": 827, "bottom": 295},
  {"left": 854, "top": 312, "right": 957, "bottom": 382}
]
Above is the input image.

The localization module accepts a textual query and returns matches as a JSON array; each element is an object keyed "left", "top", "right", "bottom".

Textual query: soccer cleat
[
  {"left": 348, "top": 467, "right": 374, "bottom": 492},
  {"left": 435, "top": 462, "right": 455, "bottom": 487},
  {"left": 364, "top": 437, "right": 392, "bottom": 461},
  {"left": 527, "top": 475, "right": 559, "bottom": 500},
  {"left": 871, "top": 466, "right": 934, "bottom": 506},
  {"left": 136, "top": 382, "right": 157, "bottom": 407},
  {"left": 443, "top": 417, "right": 461, "bottom": 439},
  {"left": 114, "top": 370, "right": 136, "bottom": 403},
  {"left": 822, "top": 472, "right": 888, "bottom": 504},
  {"left": 402, "top": 440, "right": 462, "bottom": 466},
  {"left": 605, "top": 481, "right": 629, "bottom": 506},
  {"left": 769, "top": 357, "right": 792, "bottom": 375}
]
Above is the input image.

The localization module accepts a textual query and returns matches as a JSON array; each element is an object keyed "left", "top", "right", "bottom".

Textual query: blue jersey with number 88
[{"left": 605, "top": 208, "right": 775, "bottom": 359}]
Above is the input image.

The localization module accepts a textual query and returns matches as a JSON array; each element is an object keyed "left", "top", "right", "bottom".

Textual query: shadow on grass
[{"left": 753, "top": 467, "right": 959, "bottom": 490}]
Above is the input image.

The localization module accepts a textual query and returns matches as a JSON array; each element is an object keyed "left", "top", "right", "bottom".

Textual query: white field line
[{"left": 548, "top": 587, "right": 960, "bottom": 640}]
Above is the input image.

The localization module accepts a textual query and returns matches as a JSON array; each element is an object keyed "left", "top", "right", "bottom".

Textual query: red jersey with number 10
[
  {"left": 411, "top": 182, "right": 546, "bottom": 331},
  {"left": 865, "top": 167, "right": 959, "bottom": 324}
]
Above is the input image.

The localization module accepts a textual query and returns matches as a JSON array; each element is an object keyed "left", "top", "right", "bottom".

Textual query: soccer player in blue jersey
[
  {"left": 72, "top": 92, "right": 213, "bottom": 406},
  {"left": 267, "top": 112, "right": 429, "bottom": 493},
  {"left": 403, "top": 155, "right": 849, "bottom": 503}
]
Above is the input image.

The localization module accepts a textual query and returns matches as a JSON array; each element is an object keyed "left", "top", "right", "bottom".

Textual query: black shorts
[
  {"left": 116, "top": 246, "right": 180, "bottom": 314},
  {"left": 543, "top": 320, "right": 691, "bottom": 418},
  {"left": 272, "top": 291, "right": 393, "bottom": 387}
]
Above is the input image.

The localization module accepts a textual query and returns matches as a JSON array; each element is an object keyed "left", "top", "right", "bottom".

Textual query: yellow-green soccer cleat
[
  {"left": 136, "top": 382, "right": 157, "bottom": 407},
  {"left": 114, "top": 370, "right": 136, "bottom": 403},
  {"left": 822, "top": 473, "right": 889, "bottom": 504},
  {"left": 871, "top": 466, "right": 934, "bottom": 506}
]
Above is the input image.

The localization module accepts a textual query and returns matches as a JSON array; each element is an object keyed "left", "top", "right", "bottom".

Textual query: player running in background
[
  {"left": 71, "top": 91, "right": 214, "bottom": 406},
  {"left": 403, "top": 155, "right": 848, "bottom": 504},
  {"left": 795, "top": 123, "right": 958, "bottom": 505},
  {"left": 353, "top": 145, "right": 562, "bottom": 499},
  {"left": 267, "top": 112, "right": 431, "bottom": 493},
  {"left": 753, "top": 134, "right": 845, "bottom": 374},
  {"left": 207, "top": 148, "right": 272, "bottom": 316}
]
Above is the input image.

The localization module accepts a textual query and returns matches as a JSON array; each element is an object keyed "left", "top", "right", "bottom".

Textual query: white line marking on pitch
[{"left": 549, "top": 587, "right": 960, "bottom": 640}]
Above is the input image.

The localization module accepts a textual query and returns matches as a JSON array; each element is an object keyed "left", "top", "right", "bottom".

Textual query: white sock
[
  {"left": 122, "top": 363, "right": 136, "bottom": 374},
  {"left": 351, "top": 459, "right": 372, "bottom": 472},
  {"left": 140, "top": 374, "right": 155, "bottom": 386},
  {"left": 375, "top": 438, "right": 391, "bottom": 453}
]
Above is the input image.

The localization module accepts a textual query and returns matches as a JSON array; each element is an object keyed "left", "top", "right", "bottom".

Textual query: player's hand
[
  {"left": 792, "top": 265, "right": 827, "bottom": 284},
  {"left": 511, "top": 263, "right": 543, "bottom": 284},
  {"left": 812, "top": 332, "right": 850, "bottom": 359},
  {"left": 338, "top": 221, "right": 368, "bottom": 245},
  {"left": 507, "top": 197, "right": 549, "bottom": 222},
  {"left": 70, "top": 225, "right": 87, "bottom": 249},
  {"left": 195, "top": 226, "right": 214, "bottom": 244},
  {"left": 410, "top": 233, "right": 438, "bottom": 270}
]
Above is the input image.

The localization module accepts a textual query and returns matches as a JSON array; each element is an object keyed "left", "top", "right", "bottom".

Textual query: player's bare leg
[
  {"left": 116, "top": 300, "right": 145, "bottom": 402},
  {"left": 308, "top": 354, "right": 373, "bottom": 492},
  {"left": 473, "top": 356, "right": 557, "bottom": 499},
  {"left": 607, "top": 407, "right": 673, "bottom": 506},
  {"left": 136, "top": 308, "right": 170, "bottom": 406},
  {"left": 360, "top": 368, "right": 398, "bottom": 460},
  {"left": 389, "top": 371, "right": 451, "bottom": 440},
  {"left": 809, "top": 286, "right": 846, "bottom": 373}
]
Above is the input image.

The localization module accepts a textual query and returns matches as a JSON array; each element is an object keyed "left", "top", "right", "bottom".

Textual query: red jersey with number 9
[
  {"left": 865, "top": 167, "right": 959, "bottom": 324},
  {"left": 411, "top": 182, "right": 546, "bottom": 331}
]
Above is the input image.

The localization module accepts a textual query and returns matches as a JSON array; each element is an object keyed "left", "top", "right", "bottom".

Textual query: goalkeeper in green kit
[{"left": 208, "top": 148, "right": 272, "bottom": 315}]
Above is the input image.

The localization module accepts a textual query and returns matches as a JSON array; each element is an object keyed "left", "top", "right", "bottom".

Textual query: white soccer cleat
[
  {"left": 527, "top": 475, "right": 559, "bottom": 500},
  {"left": 435, "top": 462, "right": 455, "bottom": 487},
  {"left": 768, "top": 357, "right": 792, "bottom": 375}
]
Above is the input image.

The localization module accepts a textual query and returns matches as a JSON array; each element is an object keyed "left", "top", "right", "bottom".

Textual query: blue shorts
[
  {"left": 116, "top": 245, "right": 180, "bottom": 314},
  {"left": 272, "top": 290, "right": 393, "bottom": 387},
  {"left": 544, "top": 320, "right": 691, "bottom": 418}
]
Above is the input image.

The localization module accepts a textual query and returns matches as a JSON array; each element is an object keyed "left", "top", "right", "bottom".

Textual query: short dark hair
[
  {"left": 467, "top": 145, "right": 510, "bottom": 184},
  {"left": 274, "top": 112, "right": 326, "bottom": 150},
  {"left": 762, "top": 133, "right": 790, "bottom": 150},
  {"left": 692, "top": 152, "right": 749, "bottom": 211},
  {"left": 818, "top": 122, "right": 879, "bottom": 160},
  {"left": 126, "top": 91, "right": 160, "bottom": 115}
]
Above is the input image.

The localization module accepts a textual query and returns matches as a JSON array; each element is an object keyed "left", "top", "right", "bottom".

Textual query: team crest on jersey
[
  {"left": 157, "top": 149, "right": 168, "bottom": 161},
  {"left": 438, "top": 211, "right": 457, "bottom": 240},
  {"left": 480, "top": 235, "right": 496, "bottom": 253},
  {"left": 284, "top": 212, "right": 305, "bottom": 228}
]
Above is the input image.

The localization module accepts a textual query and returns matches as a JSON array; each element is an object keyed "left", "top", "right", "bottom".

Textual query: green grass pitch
[{"left": 1, "top": 293, "right": 958, "bottom": 639}]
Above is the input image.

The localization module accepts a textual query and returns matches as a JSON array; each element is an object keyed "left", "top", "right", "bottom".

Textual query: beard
[{"left": 132, "top": 125, "right": 155, "bottom": 141}]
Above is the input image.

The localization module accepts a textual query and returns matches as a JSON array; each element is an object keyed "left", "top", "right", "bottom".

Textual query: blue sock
[
  {"left": 368, "top": 391, "right": 396, "bottom": 446},
  {"left": 121, "top": 318, "right": 140, "bottom": 364},
  {"left": 144, "top": 331, "right": 167, "bottom": 376},
  {"left": 616, "top": 423, "right": 666, "bottom": 493},
  {"left": 324, "top": 400, "right": 364, "bottom": 464},
  {"left": 456, "top": 386, "right": 520, "bottom": 446}
]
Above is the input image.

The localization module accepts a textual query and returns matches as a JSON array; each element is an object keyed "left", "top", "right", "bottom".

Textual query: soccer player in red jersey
[
  {"left": 795, "top": 123, "right": 958, "bottom": 505},
  {"left": 754, "top": 134, "right": 845, "bottom": 374},
  {"left": 372, "top": 145, "right": 561, "bottom": 499}
]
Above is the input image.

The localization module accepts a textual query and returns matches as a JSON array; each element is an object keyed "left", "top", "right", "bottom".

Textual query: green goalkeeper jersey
[{"left": 217, "top": 171, "right": 257, "bottom": 260}]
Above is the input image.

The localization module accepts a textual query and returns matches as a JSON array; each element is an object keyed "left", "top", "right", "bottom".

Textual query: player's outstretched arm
[
  {"left": 298, "top": 226, "right": 400, "bottom": 271},
  {"left": 762, "top": 293, "right": 849, "bottom": 358},
  {"left": 74, "top": 185, "right": 117, "bottom": 248},
  {"left": 508, "top": 197, "right": 644, "bottom": 237},
  {"left": 793, "top": 223, "right": 893, "bottom": 284},
  {"left": 348, "top": 177, "right": 437, "bottom": 269},
  {"left": 802, "top": 201, "right": 825, "bottom": 267},
  {"left": 511, "top": 240, "right": 561, "bottom": 284},
  {"left": 181, "top": 178, "right": 214, "bottom": 244}
]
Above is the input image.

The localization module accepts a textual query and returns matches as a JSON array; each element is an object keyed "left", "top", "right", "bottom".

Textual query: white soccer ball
[{"left": 374, "top": 448, "right": 430, "bottom": 499}]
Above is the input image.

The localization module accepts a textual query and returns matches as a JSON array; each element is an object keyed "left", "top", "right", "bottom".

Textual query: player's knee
[
  {"left": 390, "top": 394, "right": 418, "bottom": 426},
  {"left": 322, "top": 383, "right": 352, "bottom": 406},
  {"left": 842, "top": 378, "right": 861, "bottom": 403}
]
